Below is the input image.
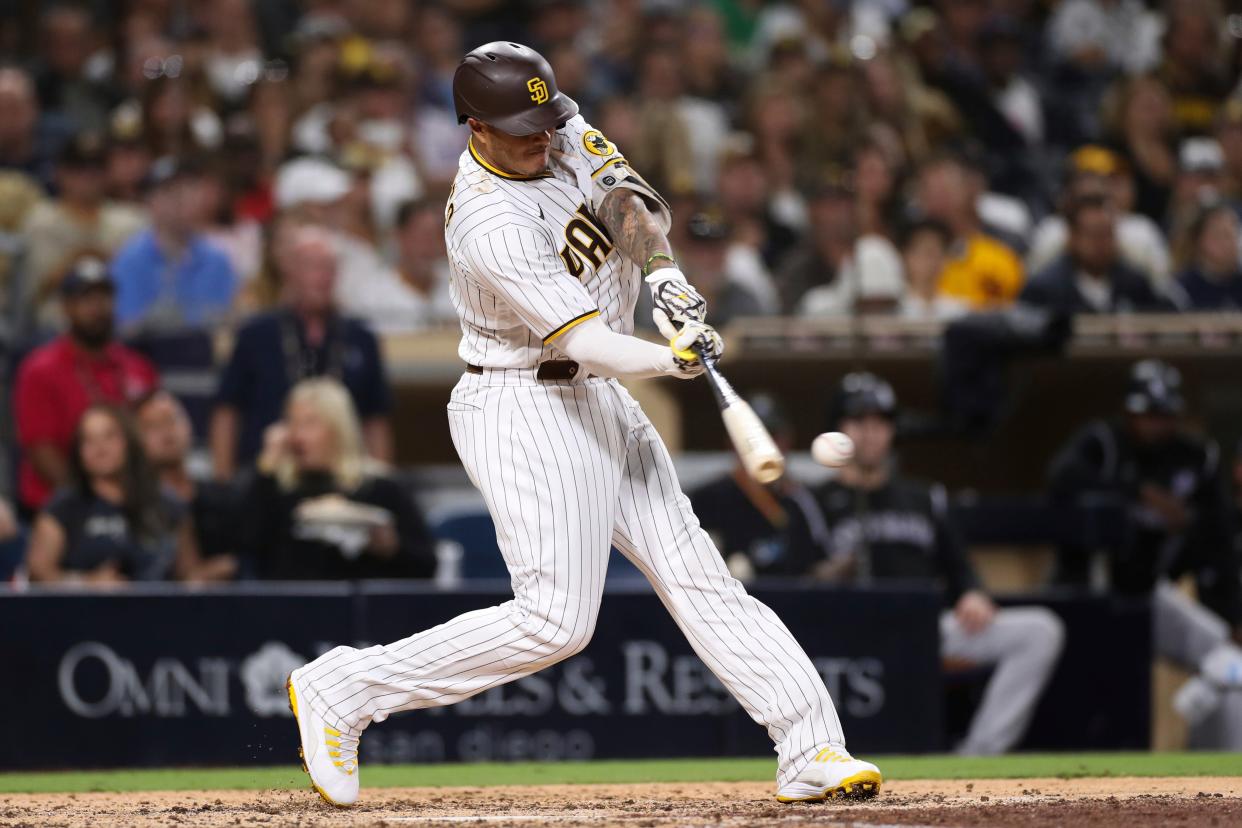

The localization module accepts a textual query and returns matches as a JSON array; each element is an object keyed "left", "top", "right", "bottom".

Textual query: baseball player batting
[{"left": 286, "top": 41, "right": 881, "bottom": 807}]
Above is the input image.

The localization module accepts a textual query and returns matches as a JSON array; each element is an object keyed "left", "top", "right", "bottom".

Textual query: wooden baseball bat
[{"left": 694, "top": 347, "right": 785, "bottom": 484}]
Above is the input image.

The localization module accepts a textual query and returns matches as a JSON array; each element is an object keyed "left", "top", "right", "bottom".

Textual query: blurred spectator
[
  {"left": 1156, "top": 0, "right": 1232, "bottom": 137},
  {"left": 854, "top": 140, "right": 903, "bottom": 240},
  {"left": 289, "top": 42, "right": 428, "bottom": 215},
  {"left": 1216, "top": 101, "right": 1242, "bottom": 203},
  {"left": 12, "top": 258, "right": 159, "bottom": 516},
  {"left": 30, "top": 3, "right": 117, "bottom": 134},
  {"left": 680, "top": 5, "right": 747, "bottom": 114},
  {"left": 782, "top": 372, "right": 1064, "bottom": 755},
  {"left": 410, "top": 2, "right": 463, "bottom": 112},
  {"left": 0, "top": 170, "right": 47, "bottom": 308},
  {"left": 862, "top": 43, "right": 959, "bottom": 167},
  {"left": 898, "top": 219, "right": 968, "bottom": 320},
  {"left": 690, "top": 394, "right": 822, "bottom": 578},
  {"left": 631, "top": 48, "right": 728, "bottom": 197},
  {"left": 779, "top": 186, "right": 903, "bottom": 316},
  {"left": 798, "top": 56, "right": 870, "bottom": 179},
  {"left": 210, "top": 225, "right": 393, "bottom": 480},
  {"left": 1027, "top": 148, "right": 1171, "bottom": 288},
  {"left": 26, "top": 404, "right": 191, "bottom": 584},
  {"left": 715, "top": 142, "right": 799, "bottom": 273},
  {"left": 0, "top": 66, "right": 70, "bottom": 192},
  {"left": 668, "top": 206, "right": 770, "bottom": 327},
  {"left": 272, "top": 155, "right": 415, "bottom": 331},
  {"left": 1106, "top": 74, "right": 1178, "bottom": 223},
  {"left": 742, "top": 78, "right": 804, "bottom": 201},
  {"left": 929, "top": 15, "right": 1042, "bottom": 203},
  {"left": 970, "top": 164, "right": 1033, "bottom": 252},
  {"left": 1176, "top": 202, "right": 1242, "bottom": 310},
  {"left": 115, "top": 74, "right": 224, "bottom": 160},
  {"left": 915, "top": 155, "right": 1024, "bottom": 310},
  {"left": 978, "top": 16, "right": 1043, "bottom": 150},
  {"left": 103, "top": 117, "right": 153, "bottom": 204},
  {"left": 284, "top": 12, "right": 351, "bottom": 128},
  {"left": 135, "top": 390, "right": 238, "bottom": 582},
  {"left": 1168, "top": 137, "right": 1233, "bottom": 250},
  {"left": 110, "top": 156, "right": 239, "bottom": 330},
  {"left": 388, "top": 198, "right": 457, "bottom": 331},
  {"left": 240, "top": 378, "right": 434, "bottom": 580},
  {"left": 1047, "top": 360, "right": 1242, "bottom": 748},
  {"left": 1020, "top": 195, "right": 1176, "bottom": 315},
  {"left": 197, "top": 0, "right": 265, "bottom": 107},
  {"left": 334, "top": 46, "right": 427, "bottom": 230},
  {"left": 1047, "top": 0, "right": 1160, "bottom": 76},
  {"left": 750, "top": 0, "right": 884, "bottom": 69},
  {"left": 19, "top": 132, "right": 147, "bottom": 335},
  {"left": 199, "top": 151, "right": 264, "bottom": 289}
]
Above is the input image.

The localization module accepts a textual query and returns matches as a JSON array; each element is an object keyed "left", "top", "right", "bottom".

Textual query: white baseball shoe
[
  {"left": 287, "top": 668, "right": 361, "bottom": 806},
  {"left": 776, "top": 745, "right": 882, "bottom": 803}
]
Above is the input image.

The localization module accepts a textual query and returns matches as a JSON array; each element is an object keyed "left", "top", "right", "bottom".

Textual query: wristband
[{"left": 642, "top": 252, "right": 678, "bottom": 277}]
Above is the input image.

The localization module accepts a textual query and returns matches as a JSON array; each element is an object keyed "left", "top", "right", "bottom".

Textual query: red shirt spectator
[{"left": 12, "top": 258, "right": 158, "bottom": 512}]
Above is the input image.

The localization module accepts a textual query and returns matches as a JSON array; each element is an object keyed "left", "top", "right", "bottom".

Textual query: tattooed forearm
[{"left": 597, "top": 189, "right": 675, "bottom": 273}]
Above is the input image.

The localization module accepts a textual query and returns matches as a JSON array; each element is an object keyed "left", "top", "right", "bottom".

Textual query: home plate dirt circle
[{"left": 2, "top": 777, "right": 1239, "bottom": 827}]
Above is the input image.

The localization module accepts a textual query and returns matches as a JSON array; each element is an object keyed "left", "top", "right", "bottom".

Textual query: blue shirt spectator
[
  {"left": 111, "top": 230, "right": 237, "bottom": 327},
  {"left": 214, "top": 309, "right": 392, "bottom": 469},
  {"left": 109, "top": 157, "right": 238, "bottom": 329},
  {"left": 210, "top": 226, "right": 394, "bottom": 479}
]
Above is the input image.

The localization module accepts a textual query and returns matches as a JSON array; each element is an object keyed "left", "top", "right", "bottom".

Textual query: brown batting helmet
[{"left": 453, "top": 41, "right": 578, "bottom": 136}]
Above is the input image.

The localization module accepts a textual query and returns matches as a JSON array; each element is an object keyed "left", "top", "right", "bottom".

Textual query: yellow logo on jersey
[
  {"left": 527, "top": 77, "right": 549, "bottom": 104},
  {"left": 582, "top": 130, "right": 616, "bottom": 157}
]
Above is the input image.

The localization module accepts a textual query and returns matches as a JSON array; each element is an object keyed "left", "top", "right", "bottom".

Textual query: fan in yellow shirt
[
  {"left": 916, "top": 155, "right": 1025, "bottom": 309},
  {"left": 937, "top": 232, "right": 1025, "bottom": 308}
]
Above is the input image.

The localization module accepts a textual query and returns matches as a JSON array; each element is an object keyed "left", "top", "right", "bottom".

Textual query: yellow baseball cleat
[
  {"left": 287, "top": 669, "right": 361, "bottom": 806},
  {"left": 776, "top": 746, "right": 882, "bottom": 803}
]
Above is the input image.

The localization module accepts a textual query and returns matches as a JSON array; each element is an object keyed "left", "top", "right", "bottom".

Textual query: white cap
[
  {"left": 274, "top": 157, "right": 353, "bottom": 209},
  {"left": 1179, "top": 137, "right": 1224, "bottom": 173},
  {"left": 853, "top": 235, "right": 905, "bottom": 299}
]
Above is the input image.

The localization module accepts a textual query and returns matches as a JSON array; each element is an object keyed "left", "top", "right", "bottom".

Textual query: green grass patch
[{"left": 3, "top": 752, "right": 1239, "bottom": 794}]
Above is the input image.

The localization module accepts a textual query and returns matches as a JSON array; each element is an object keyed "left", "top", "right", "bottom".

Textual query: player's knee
[
  {"left": 1018, "top": 608, "right": 1065, "bottom": 662},
  {"left": 524, "top": 613, "right": 597, "bottom": 662}
]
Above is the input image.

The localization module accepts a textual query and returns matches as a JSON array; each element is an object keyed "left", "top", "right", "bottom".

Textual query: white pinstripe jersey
[{"left": 444, "top": 115, "right": 670, "bottom": 369}]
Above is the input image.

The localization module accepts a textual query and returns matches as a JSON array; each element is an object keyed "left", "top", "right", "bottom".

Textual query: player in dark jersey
[
  {"left": 784, "top": 372, "right": 1065, "bottom": 754},
  {"left": 1049, "top": 359, "right": 1242, "bottom": 745},
  {"left": 691, "top": 394, "right": 830, "bottom": 576}
]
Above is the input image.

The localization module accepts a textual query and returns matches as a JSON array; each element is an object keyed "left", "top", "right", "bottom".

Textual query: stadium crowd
[
  {"left": 0, "top": 0, "right": 1237, "bottom": 563},
  {"left": 0, "top": 1, "right": 1235, "bottom": 555},
  {"left": 1, "top": 0, "right": 1242, "bottom": 755}
]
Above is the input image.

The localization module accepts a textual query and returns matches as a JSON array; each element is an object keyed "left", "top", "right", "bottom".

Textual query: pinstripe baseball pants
[{"left": 297, "top": 371, "right": 845, "bottom": 786}]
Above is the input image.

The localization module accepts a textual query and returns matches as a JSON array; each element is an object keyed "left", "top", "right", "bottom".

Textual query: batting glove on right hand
[
  {"left": 664, "top": 319, "right": 724, "bottom": 379},
  {"left": 646, "top": 268, "right": 707, "bottom": 330}
]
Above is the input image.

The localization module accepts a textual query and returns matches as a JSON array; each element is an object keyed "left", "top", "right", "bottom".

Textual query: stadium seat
[{"left": 432, "top": 513, "right": 509, "bottom": 580}]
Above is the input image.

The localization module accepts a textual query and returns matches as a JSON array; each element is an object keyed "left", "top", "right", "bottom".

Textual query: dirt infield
[{"left": 2, "top": 777, "right": 1239, "bottom": 827}]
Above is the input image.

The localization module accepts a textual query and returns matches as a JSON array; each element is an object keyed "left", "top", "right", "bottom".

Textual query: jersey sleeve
[
  {"left": 555, "top": 116, "right": 671, "bottom": 233},
  {"left": 461, "top": 222, "right": 601, "bottom": 344}
]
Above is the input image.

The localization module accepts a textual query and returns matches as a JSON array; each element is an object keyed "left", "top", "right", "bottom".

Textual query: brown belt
[{"left": 466, "top": 360, "right": 593, "bottom": 381}]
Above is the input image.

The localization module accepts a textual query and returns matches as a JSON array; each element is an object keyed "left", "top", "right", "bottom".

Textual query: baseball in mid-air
[{"left": 811, "top": 432, "right": 855, "bottom": 468}]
